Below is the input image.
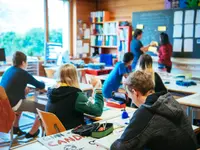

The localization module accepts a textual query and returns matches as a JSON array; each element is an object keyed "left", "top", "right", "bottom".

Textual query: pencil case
[{"left": 91, "top": 123, "right": 114, "bottom": 139}]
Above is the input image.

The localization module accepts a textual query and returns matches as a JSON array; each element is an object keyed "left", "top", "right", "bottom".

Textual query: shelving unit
[
  {"left": 117, "top": 26, "right": 132, "bottom": 61},
  {"left": 90, "top": 11, "right": 119, "bottom": 61}
]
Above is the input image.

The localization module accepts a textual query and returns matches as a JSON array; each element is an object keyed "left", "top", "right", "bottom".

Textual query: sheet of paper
[
  {"left": 83, "top": 43, "right": 89, "bottom": 53},
  {"left": 174, "top": 11, "right": 183, "bottom": 24},
  {"left": 173, "top": 39, "right": 182, "bottom": 52},
  {"left": 185, "top": 10, "right": 195, "bottom": 24},
  {"left": 184, "top": 39, "right": 193, "bottom": 52},
  {"left": 158, "top": 26, "right": 167, "bottom": 31},
  {"left": 184, "top": 24, "right": 194, "bottom": 38},
  {"left": 136, "top": 24, "right": 144, "bottom": 29},
  {"left": 196, "top": 10, "right": 200, "bottom": 24},
  {"left": 195, "top": 24, "right": 200, "bottom": 38},
  {"left": 84, "top": 28, "right": 90, "bottom": 39},
  {"left": 173, "top": 25, "right": 182, "bottom": 38}
]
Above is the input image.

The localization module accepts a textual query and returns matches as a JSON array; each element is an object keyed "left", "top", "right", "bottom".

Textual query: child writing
[{"left": 46, "top": 64, "right": 104, "bottom": 129}]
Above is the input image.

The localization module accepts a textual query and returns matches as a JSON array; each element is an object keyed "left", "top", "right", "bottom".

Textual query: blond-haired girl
[{"left": 46, "top": 64, "right": 104, "bottom": 129}]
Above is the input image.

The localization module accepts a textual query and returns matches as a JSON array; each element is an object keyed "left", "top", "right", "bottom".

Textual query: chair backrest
[
  {"left": 44, "top": 68, "right": 56, "bottom": 78},
  {"left": 0, "top": 86, "right": 15, "bottom": 133},
  {"left": 85, "top": 74, "right": 102, "bottom": 89},
  {"left": 36, "top": 108, "right": 66, "bottom": 136}
]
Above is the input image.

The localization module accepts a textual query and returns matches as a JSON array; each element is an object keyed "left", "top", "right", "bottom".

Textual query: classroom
[{"left": 0, "top": 0, "right": 200, "bottom": 150}]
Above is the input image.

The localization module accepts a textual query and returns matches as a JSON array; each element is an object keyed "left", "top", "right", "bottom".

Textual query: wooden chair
[
  {"left": 36, "top": 109, "right": 66, "bottom": 136},
  {"left": 0, "top": 86, "right": 16, "bottom": 149},
  {"left": 44, "top": 68, "right": 56, "bottom": 78}
]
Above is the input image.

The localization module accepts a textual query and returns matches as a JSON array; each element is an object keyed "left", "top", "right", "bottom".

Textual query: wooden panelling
[
  {"left": 97, "top": 0, "right": 165, "bottom": 22},
  {"left": 76, "top": 0, "right": 97, "bottom": 24}
]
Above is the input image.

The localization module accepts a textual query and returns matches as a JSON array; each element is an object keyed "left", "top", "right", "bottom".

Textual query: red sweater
[{"left": 158, "top": 44, "right": 172, "bottom": 67}]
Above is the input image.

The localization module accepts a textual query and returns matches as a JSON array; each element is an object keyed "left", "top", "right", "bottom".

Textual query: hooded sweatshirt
[
  {"left": 45, "top": 86, "right": 104, "bottom": 130},
  {"left": 111, "top": 92, "right": 197, "bottom": 150}
]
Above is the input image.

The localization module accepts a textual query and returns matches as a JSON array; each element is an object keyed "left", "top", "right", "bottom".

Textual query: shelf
[
  {"left": 91, "top": 34, "right": 117, "bottom": 36},
  {"left": 91, "top": 22, "right": 104, "bottom": 24},
  {"left": 91, "top": 46, "right": 118, "bottom": 48},
  {"left": 119, "top": 26, "right": 130, "bottom": 29}
]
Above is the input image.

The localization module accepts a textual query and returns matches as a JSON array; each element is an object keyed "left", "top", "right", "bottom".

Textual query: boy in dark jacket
[{"left": 111, "top": 71, "right": 197, "bottom": 150}]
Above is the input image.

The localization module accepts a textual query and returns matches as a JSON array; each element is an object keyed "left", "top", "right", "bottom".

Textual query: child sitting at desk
[
  {"left": 45, "top": 64, "right": 104, "bottom": 129},
  {"left": 111, "top": 71, "right": 197, "bottom": 150},
  {"left": 102, "top": 52, "right": 134, "bottom": 98},
  {"left": 0, "top": 51, "right": 45, "bottom": 138},
  {"left": 137, "top": 54, "right": 167, "bottom": 93}
]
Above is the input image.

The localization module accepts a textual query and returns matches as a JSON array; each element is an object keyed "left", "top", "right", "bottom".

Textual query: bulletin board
[{"left": 132, "top": 8, "right": 200, "bottom": 58}]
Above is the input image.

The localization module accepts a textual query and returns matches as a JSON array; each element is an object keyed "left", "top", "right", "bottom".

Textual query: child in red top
[{"left": 158, "top": 33, "right": 173, "bottom": 73}]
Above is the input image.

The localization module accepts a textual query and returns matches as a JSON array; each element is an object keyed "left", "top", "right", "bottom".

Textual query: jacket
[
  {"left": 45, "top": 86, "right": 104, "bottom": 130},
  {"left": 111, "top": 92, "right": 197, "bottom": 150},
  {"left": 158, "top": 44, "right": 172, "bottom": 67}
]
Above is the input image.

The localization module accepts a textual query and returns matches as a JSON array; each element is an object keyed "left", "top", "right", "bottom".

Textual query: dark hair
[
  {"left": 123, "top": 52, "right": 134, "bottom": 63},
  {"left": 139, "top": 54, "right": 153, "bottom": 70},
  {"left": 134, "top": 29, "right": 143, "bottom": 39},
  {"left": 12, "top": 51, "right": 27, "bottom": 67},
  {"left": 160, "top": 32, "right": 170, "bottom": 45}
]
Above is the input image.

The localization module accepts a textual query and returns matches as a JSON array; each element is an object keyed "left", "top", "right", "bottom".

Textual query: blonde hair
[
  {"left": 138, "top": 54, "right": 155, "bottom": 82},
  {"left": 59, "top": 64, "right": 79, "bottom": 88}
]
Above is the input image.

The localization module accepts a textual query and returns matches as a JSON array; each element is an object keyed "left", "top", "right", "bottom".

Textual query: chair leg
[{"left": 9, "top": 127, "right": 14, "bottom": 150}]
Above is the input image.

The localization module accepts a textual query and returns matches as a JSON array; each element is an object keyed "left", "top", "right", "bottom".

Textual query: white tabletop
[
  {"left": 33, "top": 76, "right": 93, "bottom": 92},
  {"left": 86, "top": 105, "right": 137, "bottom": 121},
  {"left": 177, "top": 93, "right": 200, "bottom": 108}
]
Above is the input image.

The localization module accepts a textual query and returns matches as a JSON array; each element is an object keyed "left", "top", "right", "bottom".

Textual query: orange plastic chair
[
  {"left": 0, "top": 86, "right": 16, "bottom": 149},
  {"left": 36, "top": 108, "right": 66, "bottom": 136}
]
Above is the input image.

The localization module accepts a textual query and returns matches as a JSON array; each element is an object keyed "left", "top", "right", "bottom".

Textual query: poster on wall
[{"left": 37, "top": 131, "right": 104, "bottom": 150}]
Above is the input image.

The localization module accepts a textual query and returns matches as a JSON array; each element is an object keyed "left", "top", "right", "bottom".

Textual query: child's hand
[{"left": 25, "top": 87, "right": 30, "bottom": 96}]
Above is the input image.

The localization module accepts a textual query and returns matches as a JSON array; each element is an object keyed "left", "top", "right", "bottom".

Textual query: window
[
  {"left": 0, "top": 0, "right": 70, "bottom": 58},
  {"left": 0, "top": 0, "right": 44, "bottom": 56},
  {"left": 48, "top": 0, "right": 70, "bottom": 52}
]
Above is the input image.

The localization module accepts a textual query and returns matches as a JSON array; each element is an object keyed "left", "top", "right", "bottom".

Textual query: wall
[
  {"left": 76, "top": 0, "right": 97, "bottom": 24},
  {"left": 97, "top": 0, "right": 165, "bottom": 22}
]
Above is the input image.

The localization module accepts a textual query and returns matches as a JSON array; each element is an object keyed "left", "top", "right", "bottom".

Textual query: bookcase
[
  {"left": 90, "top": 11, "right": 132, "bottom": 64},
  {"left": 90, "top": 11, "right": 119, "bottom": 60},
  {"left": 118, "top": 26, "right": 132, "bottom": 61}
]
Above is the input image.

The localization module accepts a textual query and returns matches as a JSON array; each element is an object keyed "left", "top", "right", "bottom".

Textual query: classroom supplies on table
[
  {"left": 100, "top": 54, "right": 113, "bottom": 66},
  {"left": 112, "top": 92, "right": 128, "bottom": 103},
  {"left": 91, "top": 123, "right": 114, "bottom": 139},
  {"left": 72, "top": 124, "right": 100, "bottom": 136},
  {"left": 176, "top": 80, "right": 197, "bottom": 87},
  {"left": 106, "top": 99, "right": 126, "bottom": 108},
  {"left": 72, "top": 123, "right": 114, "bottom": 139},
  {"left": 94, "top": 126, "right": 125, "bottom": 150},
  {"left": 87, "top": 63, "right": 105, "bottom": 70},
  {"left": 121, "top": 109, "right": 129, "bottom": 119}
]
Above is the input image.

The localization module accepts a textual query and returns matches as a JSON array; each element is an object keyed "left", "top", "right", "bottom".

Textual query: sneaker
[
  {"left": 25, "top": 129, "right": 40, "bottom": 139},
  {"left": 13, "top": 127, "right": 26, "bottom": 136}
]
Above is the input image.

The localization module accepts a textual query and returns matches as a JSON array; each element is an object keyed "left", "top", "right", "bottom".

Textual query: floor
[{"left": 0, "top": 112, "right": 41, "bottom": 150}]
